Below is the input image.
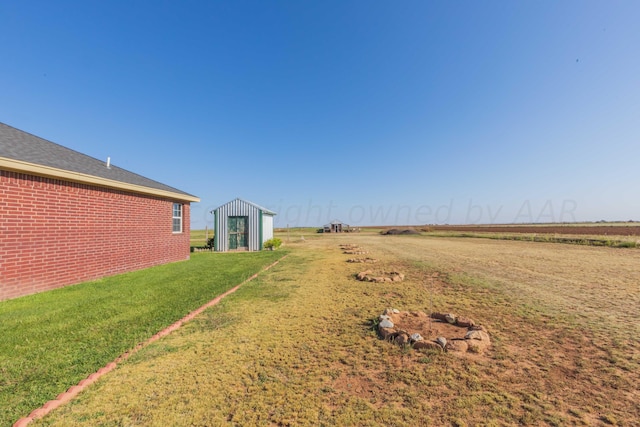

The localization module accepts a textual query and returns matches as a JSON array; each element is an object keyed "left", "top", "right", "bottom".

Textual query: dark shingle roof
[{"left": 0, "top": 122, "right": 197, "bottom": 200}]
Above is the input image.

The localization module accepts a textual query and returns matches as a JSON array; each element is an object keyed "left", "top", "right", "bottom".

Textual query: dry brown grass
[{"left": 34, "top": 233, "right": 639, "bottom": 426}]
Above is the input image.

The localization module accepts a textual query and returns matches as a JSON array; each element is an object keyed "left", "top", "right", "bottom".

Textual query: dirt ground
[
  {"left": 430, "top": 223, "right": 640, "bottom": 236},
  {"left": 33, "top": 233, "right": 640, "bottom": 426}
]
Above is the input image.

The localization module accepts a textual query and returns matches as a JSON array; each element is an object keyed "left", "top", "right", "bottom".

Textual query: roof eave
[
  {"left": 0, "top": 157, "right": 200, "bottom": 203},
  {"left": 211, "top": 197, "right": 276, "bottom": 215}
]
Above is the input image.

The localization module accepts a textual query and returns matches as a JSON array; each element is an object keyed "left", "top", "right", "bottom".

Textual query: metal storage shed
[{"left": 211, "top": 198, "right": 276, "bottom": 251}]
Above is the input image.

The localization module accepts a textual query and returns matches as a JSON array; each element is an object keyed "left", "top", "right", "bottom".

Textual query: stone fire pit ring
[
  {"left": 356, "top": 270, "right": 405, "bottom": 283},
  {"left": 376, "top": 308, "right": 491, "bottom": 354}
]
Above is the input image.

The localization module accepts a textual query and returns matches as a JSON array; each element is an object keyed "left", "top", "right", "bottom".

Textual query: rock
[
  {"left": 445, "top": 313, "right": 457, "bottom": 324},
  {"left": 413, "top": 341, "right": 443, "bottom": 352},
  {"left": 464, "top": 330, "right": 491, "bottom": 353},
  {"left": 446, "top": 339, "right": 469, "bottom": 353},
  {"left": 394, "top": 332, "right": 410, "bottom": 345},
  {"left": 357, "top": 272, "right": 404, "bottom": 283},
  {"left": 469, "top": 325, "right": 488, "bottom": 332},
  {"left": 464, "top": 330, "right": 489, "bottom": 341},
  {"left": 436, "top": 337, "right": 447, "bottom": 349},
  {"left": 467, "top": 339, "right": 490, "bottom": 353},
  {"left": 349, "top": 257, "right": 378, "bottom": 263},
  {"left": 386, "top": 272, "right": 405, "bottom": 282},
  {"left": 356, "top": 270, "right": 372, "bottom": 281},
  {"left": 410, "top": 333, "right": 423, "bottom": 342},
  {"left": 379, "top": 314, "right": 390, "bottom": 321},
  {"left": 379, "top": 319, "right": 394, "bottom": 329},
  {"left": 378, "top": 327, "right": 395, "bottom": 340},
  {"left": 431, "top": 312, "right": 448, "bottom": 321},
  {"left": 392, "top": 308, "right": 400, "bottom": 314},
  {"left": 456, "top": 316, "right": 475, "bottom": 327}
]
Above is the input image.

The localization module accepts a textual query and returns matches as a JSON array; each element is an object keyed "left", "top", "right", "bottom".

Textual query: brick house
[{"left": 0, "top": 122, "right": 200, "bottom": 300}]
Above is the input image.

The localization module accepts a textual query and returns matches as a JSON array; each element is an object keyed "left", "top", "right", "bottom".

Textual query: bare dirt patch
[
  {"left": 431, "top": 224, "right": 640, "bottom": 236},
  {"left": 377, "top": 309, "right": 491, "bottom": 355}
]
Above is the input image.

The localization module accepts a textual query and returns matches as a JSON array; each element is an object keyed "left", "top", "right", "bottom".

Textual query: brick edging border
[{"left": 13, "top": 254, "right": 289, "bottom": 427}]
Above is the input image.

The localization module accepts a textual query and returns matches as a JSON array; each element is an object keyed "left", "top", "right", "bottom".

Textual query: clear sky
[{"left": 2, "top": 1, "right": 639, "bottom": 229}]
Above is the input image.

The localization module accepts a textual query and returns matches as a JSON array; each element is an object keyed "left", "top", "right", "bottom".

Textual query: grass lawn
[
  {"left": 0, "top": 250, "right": 286, "bottom": 426},
  {"left": 189, "top": 228, "right": 214, "bottom": 247},
  {"left": 29, "top": 233, "right": 640, "bottom": 426}
]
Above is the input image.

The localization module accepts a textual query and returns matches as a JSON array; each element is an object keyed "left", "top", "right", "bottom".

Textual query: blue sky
[{"left": 2, "top": 1, "right": 639, "bottom": 228}]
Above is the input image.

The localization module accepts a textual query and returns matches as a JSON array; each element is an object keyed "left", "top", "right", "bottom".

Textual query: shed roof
[
  {"left": 212, "top": 198, "right": 277, "bottom": 215},
  {"left": 325, "top": 219, "right": 348, "bottom": 226},
  {"left": 0, "top": 122, "right": 199, "bottom": 202}
]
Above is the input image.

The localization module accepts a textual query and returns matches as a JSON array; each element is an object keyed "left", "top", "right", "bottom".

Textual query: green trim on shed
[
  {"left": 214, "top": 210, "right": 219, "bottom": 251},
  {"left": 259, "top": 210, "right": 264, "bottom": 249}
]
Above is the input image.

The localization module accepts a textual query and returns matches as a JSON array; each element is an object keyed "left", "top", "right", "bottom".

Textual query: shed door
[{"left": 228, "top": 216, "right": 248, "bottom": 250}]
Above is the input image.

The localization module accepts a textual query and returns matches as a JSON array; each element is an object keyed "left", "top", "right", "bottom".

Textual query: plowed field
[{"left": 431, "top": 224, "right": 640, "bottom": 236}]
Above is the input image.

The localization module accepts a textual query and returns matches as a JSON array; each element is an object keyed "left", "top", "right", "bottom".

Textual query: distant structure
[
  {"left": 323, "top": 220, "right": 349, "bottom": 233},
  {"left": 211, "top": 198, "right": 276, "bottom": 251}
]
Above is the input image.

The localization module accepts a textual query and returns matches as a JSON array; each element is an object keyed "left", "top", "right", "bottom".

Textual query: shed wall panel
[
  {"left": 214, "top": 199, "right": 263, "bottom": 251},
  {"left": 262, "top": 215, "right": 274, "bottom": 242}
]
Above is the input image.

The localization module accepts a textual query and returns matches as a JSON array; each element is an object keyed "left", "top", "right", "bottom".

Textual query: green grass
[
  {"left": 0, "top": 250, "right": 286, "bottom": 426},
  {"left": 21, "top": 234, "right": 640, "bottom": 426},
  {"left": 274, "top": 227, "right": 321, "bottom": 234},
  {"left": 189, "top": 227, "right": 322, "bottom": 248},
  {"left": 189, "top": 228, "right": 214, "bottom": 247}
]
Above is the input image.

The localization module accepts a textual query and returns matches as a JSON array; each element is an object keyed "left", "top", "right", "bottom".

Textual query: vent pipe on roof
[{"left": 106, "top": 156, "right": 111, "bottom": 169}]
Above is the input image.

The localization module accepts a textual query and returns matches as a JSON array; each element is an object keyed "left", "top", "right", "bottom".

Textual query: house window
[{"left": 172, "top": 203, "right": 183, "bottom": 233}]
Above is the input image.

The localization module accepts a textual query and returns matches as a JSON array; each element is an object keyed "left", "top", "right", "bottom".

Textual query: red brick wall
[{"left": 0, "top": 170, "right": 192, "bottom": 300}]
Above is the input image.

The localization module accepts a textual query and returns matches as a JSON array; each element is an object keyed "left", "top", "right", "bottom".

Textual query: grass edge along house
[
  {"left": 0, "top": 122, "right": 200, "bottom": 301},
  {"left": 211, "top": 198, "right": 276, "bottom": 252}
]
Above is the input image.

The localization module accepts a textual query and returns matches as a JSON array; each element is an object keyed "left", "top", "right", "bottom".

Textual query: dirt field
[
  {"left": 33, "top": 233, "right": 639, "bottom": 426},
  {"left": 430, "top": 223, "right": 640, "bottom": 236}
]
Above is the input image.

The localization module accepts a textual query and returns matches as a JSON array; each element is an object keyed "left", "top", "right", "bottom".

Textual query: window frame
[{"left": 172, "top": 203, "right": 183, "bottom": 233}]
